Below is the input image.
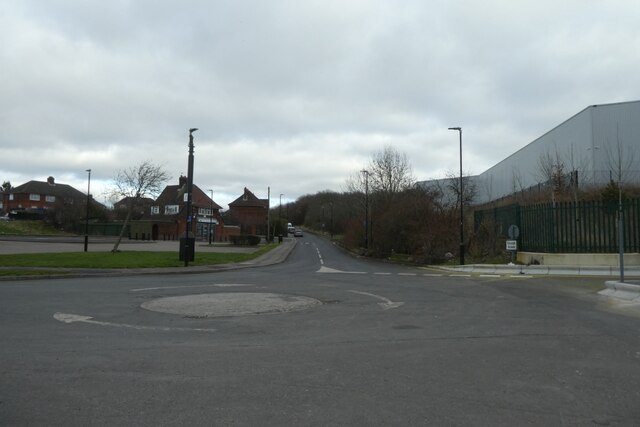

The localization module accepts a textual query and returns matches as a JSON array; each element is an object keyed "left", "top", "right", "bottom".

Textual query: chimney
[
  {"left": 179, "top": 175, "right": 187, "bottom": 186},
  {"left": 47, "top": 176, "right": 55, "bottom": 185}
]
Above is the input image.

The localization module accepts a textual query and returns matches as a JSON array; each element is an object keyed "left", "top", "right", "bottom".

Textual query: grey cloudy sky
[{"left": 2, "top": 0, "right": 639, "bottom": 208}]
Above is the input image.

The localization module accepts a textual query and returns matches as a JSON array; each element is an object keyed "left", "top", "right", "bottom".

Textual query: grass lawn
[{"left": 0, "top": 243, "right": 278, "bottom": 269}]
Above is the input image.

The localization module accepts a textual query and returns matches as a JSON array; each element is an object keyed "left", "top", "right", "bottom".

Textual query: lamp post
[
  {"left": 279, "top": 193, "right": 283, "bottom": 236},
  {"left": 183, "top": 128, "right": 197, "bottom": 267},
  {"left": 618, "top": 180, "right": 625, "bottom": 283},
  {"left": 330, "top": 201, "right": 334, "bottom": 239},
  {"left": 448, "top": 127, "right": 464, "bottom": 265},
  {"left": 361, "top": 169, "right": 369, "bottom": 251},
  {"left": 208, "top": 189, "right": 214, "bottom": 245},
  {"left": 84, "top": 169, "right": 91, "bottom": 252}
]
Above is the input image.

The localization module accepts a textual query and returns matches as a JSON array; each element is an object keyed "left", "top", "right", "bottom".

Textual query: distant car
[
  {"left": 294, "top": 229, "right": 303, "bottom": 237},
  {"left": 288, "top": 226, "right": 295, "bottom": 234},
  {"left": 0, "top": 214, "right": 10, "bottom": 221}
]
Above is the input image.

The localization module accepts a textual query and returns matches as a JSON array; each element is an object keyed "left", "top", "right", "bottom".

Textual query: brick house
[
  {"left": 1, "top": 176, "right": 91, "bottom": 224},
  {"left": 227, "top": 187, "right": 269, "bottom": 236},
  {"left": 130, "top": 176, "right": 236, "bottom": 241}
]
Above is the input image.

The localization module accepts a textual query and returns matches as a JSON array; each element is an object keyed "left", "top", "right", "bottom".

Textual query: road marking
[
  {"left": 451, "top": 274, "right": 472, "bottom": 277},
  {"left": 398, "top": 273, "right": 417, "bottom": 276},
  {"left": 347, "top": 290, "right": 404, "bottom": 310},
  {"left": 374, "top": 272, "right": 392, "bottom": 275},
  {"left": 479, "top": 274, "right": 501, "bottom": 278},
  {"left": 510, "top": 275, "right": 533, "bottom": 278},
  {"left": 423, "top": 273, "right": 444, "bottom": 277},
  {"left": 130, "top": 284, "right": 252, "bottom": 292},
  {"left": 317, "top": 266, "right": 366, "bottom": 274},
  {"left": 316, "top": 247, "right": 324, "bottom": 265},
  {"left": 53, "top": 313, "right": 217, "bottom": 332}
]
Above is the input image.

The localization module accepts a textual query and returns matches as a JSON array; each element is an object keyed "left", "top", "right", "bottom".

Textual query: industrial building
[{"left": 473, "top": 100, "right": 640, "bottom": 204}]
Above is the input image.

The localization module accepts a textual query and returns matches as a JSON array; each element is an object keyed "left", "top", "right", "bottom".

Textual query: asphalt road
[{"left": 1, "top": 233, "right": 639, "bottom": 426}]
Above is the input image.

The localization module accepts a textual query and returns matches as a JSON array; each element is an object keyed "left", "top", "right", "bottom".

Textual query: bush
[{"left": 229, "top": 234, "right": 261, "bottom": 246}]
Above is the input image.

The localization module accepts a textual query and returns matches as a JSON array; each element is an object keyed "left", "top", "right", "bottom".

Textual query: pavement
[{"left": 441, "top": 263, "right": 640, "bottom": 301}]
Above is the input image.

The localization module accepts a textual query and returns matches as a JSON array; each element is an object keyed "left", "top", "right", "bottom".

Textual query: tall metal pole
[
  {"left": 184, "top": 128, "right": 197, "bottom": 267},
  {"left": 279, "top": 193, "right": 283, "bottom": 236},
  {"left": 449, "top": 127, "right": 464, "bottom": 265},
  {"left": 361, "top": 169, "right": 369, "bottom": 251},
  {"left": 618, "top": 181, "right": 625, "bottom": 283},
  {"left": 330, "top": 201, "right": 334, "bottom": 239},
  {"left": 84, "top": 169, "right": 91, "bottom": 252},
  {"left": 208, "top": 189, "right": 214, "bottom": 245}
]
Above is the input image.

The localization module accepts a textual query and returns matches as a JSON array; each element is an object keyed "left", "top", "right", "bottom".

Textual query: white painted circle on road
[{"left": 141, "top": 292, "right": 321, "bottom": 318}]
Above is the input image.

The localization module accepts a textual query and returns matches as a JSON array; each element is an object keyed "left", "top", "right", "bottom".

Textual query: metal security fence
[{"left": 474, "top": 199, "right": 640, "bottom": 253}]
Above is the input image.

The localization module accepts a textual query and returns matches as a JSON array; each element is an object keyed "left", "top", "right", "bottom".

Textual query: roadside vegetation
[{"left": 0, "top": 220, "right": 67, "bottom": 236}]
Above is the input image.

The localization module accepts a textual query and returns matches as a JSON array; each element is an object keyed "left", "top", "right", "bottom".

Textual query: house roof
[
  {"left": 10, "top": 179, "right": 86, "bottom": 199},
  {"left": 114, "top": 196, "right": 155, "bottom": 208},
  {"left": 229, "top": 187, "right": 268, "bottom": 208}
]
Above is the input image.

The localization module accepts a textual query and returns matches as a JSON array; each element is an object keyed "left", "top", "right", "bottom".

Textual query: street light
[
  {"left": 361, "top": 169, "right": 369, "bottom": 251},
  {"left": 208, "top": 189, "right": 214, "bottom": 245},
  {"left": 183, "top": 128, "right": 198, "bottom": 267},
  {"left": 84, "top": 169, "right": 91, "bottom": 252},
  {"left": 448, "top": 127, "right": 464, "bottom": 265},
  {"left": 330, "top": 201, "right": 334, "bottom": 239},
  {"left": 279, "top": 193, "right": 284, "bottom": 237}
]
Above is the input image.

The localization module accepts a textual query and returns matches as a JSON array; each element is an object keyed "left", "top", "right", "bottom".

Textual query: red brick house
[
  {"left": 1, "top": 176, "right": 95, "bottom": 225},
  {"left": 228, "top": 187, "right": 269, "bottom": 236},
  {"left": 130, "top": 176, "right": 236, "bottom": 241}
]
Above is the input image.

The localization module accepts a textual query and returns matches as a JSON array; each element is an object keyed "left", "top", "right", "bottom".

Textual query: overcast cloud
[{"left": 2, "top": 0, "right": 639, "bottom": 208}]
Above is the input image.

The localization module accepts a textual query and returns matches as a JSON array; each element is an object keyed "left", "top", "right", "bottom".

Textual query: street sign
[
  {"left": 506, "top": 240, "right": 517, "bottom": 251},
  {"left": 508, "top": 224, "right": 520, "bottom": 239}
]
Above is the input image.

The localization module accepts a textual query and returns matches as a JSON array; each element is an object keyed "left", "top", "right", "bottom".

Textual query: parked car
[
  {"left": 294, "top": 229, "right": 303, "bottom": 237},
  {"left": 288, "top": 226, "right": 295, "bottom": 234}
]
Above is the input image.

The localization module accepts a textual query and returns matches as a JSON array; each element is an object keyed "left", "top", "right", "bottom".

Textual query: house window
[
  {"left": 200, "top": 208, "right": 212, "bottom": 216},
  {"left": 30, "top": 194, "right": 40, "bottom": 201},
  {"left": 150, "top": 206, "right": 160, "bottom": 215},
  {"left": 45, "top": 195, "right": 56, "bottom": 203},
  {"left": 164, "top": 205, "right": 179, "bottom": 215},
  {"left": 9, "top": 194, "right": 14, "bottom": 200}
]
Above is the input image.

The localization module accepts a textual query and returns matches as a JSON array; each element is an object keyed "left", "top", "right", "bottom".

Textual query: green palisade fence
[{"left": 475, "top": 199, "right": 640, "bottom": 253}]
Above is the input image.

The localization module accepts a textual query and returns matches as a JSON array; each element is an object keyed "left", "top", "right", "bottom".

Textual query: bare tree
[
  {"left": 537, "top": 148, "right": 566, "bottom": 206},
  {"left": 605, "top": 125, "right": 637, "bottom": 186},
  {"left": 368, "top": 145, "right": 415, "bottom": 194},
  {"left": 110, "top": 161, "right": 170, "bottom": 252},
  {"left": 444, "top": 170, "right": 477, "bottom": 208}
]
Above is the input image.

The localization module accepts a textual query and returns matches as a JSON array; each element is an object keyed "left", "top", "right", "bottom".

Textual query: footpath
[{"left": 441, "top": 263, "right": 640, "bottom": 301}]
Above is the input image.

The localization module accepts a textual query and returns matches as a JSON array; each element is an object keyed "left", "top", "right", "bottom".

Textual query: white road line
[
  {"left": 423, "top": 273, "right": 444, "bottom": 277},
  {"left": 398, "top": 273, "right": 417, "bottom": 276},
  {"left": 510, "top": 275, "right": 533, "bottom": 278},
  {"left": 374, "top": 272, "right": 392, "bottom": 275},
  {"left": 53, "top": 313, "right": 217, "bottom": 332},
  {"left": 317, "top": 266, "right": 366, "bottom": 274},
  {"left": 451, "top": 274, "right": 472, "bottom": 277},
  {"left": 130, "top": 284, "right": 251, "bottom": 292},
  {"left": 479, "top": 274, "right": 501, "bottom": 278},
  {"left": 346, "top": 290, "right": 404, "bottom": 310}
]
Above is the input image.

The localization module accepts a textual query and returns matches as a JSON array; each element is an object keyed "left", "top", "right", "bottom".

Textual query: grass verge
[{"left": 0, "top": 243, "right": 278, "bottom": 269}]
